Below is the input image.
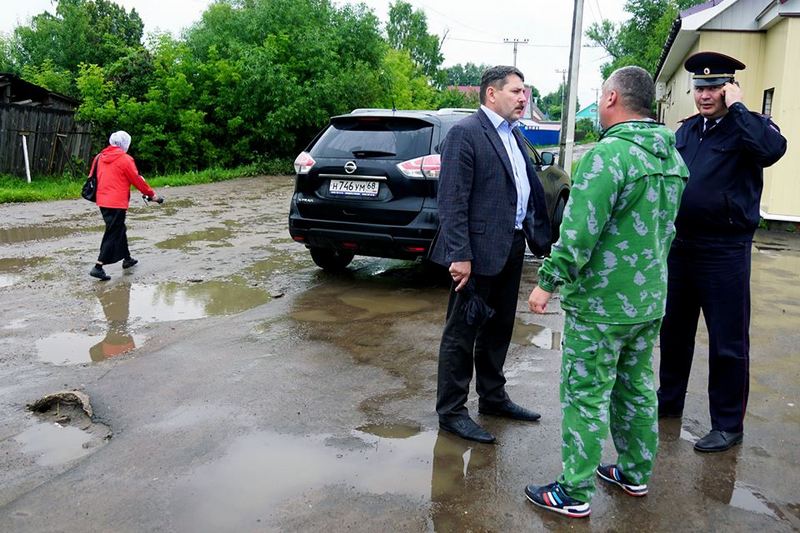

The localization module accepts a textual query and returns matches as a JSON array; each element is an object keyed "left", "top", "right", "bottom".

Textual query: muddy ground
[{"left": 0, "top": 176, "right": 798, "bottom": 532}]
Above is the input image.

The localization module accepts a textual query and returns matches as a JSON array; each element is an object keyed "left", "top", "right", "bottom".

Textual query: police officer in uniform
[{"left": 658, "top": 52, "right": 787, "bottom": 452}]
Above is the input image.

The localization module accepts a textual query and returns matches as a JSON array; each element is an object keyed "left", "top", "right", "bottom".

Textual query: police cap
[{"left": 684, "top": 51, "right": 746, "bottom": 87}]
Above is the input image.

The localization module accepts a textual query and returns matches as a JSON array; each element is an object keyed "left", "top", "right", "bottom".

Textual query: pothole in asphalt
[
  {"left": 17, "top": 390, "right": 111, "bottom": 466},
  {"left": 36, "top": 279, "right": 271, "bottom": 365}
]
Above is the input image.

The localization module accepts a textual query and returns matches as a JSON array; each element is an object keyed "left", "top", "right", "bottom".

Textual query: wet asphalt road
[{"left": 0, "top": 176, "right": 798, "bottom": 532}]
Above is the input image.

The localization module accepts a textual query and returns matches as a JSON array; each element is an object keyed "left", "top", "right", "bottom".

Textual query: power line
[
  {"left": 447, "top": 36, "right": 599, "bottom": 48},
  {"left": 594, "top": 0, "right": 604, "bottom": 21}
]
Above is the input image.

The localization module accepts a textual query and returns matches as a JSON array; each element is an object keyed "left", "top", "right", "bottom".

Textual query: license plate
[{"left": 329, "top": 179, "right": 379, "bottom": 197}]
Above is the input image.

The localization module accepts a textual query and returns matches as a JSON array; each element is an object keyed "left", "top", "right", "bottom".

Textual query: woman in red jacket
[{"left": 89, "top": 131, "right": 159, "bottom": 281}]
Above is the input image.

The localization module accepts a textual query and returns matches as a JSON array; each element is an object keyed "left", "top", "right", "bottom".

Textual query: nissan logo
[{"left": 344, "top": 161, "right": 357, "bottom": 174}]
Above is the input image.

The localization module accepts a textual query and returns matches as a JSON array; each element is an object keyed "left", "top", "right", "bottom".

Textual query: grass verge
[{"left": 0, "top": 159, "right": 293, "bottom": 204}]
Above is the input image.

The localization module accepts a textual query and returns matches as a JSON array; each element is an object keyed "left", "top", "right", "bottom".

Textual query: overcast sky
[{"left": 1, "top": 0, "right": 631, "bottom": 107}]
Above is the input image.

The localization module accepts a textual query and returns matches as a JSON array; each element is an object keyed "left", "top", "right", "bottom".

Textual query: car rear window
[{"left": 310, "top": 117, "right": 433, "bottom": 160}]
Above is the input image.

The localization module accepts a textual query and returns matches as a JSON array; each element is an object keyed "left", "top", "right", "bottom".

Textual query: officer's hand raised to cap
[{"left": 723, "top": 82, "right": 743, "bottom": 108}]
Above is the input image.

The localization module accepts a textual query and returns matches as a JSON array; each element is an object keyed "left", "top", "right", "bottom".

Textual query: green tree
[
  {"left": 0, "top": 36, "right": 18, "bottom": 73},
  {"left": 443, "top": 62, "right": 491, "bottom": 86},
  {"left": 434, "top": 88, "right": 479, "bottom": 109},
  {"left": 12, "top": 0, "right": 143, "bottom": 77},
  {"left": 540, "top": 83, "right": 565, "bottom": 121},
  {"left": 378, "top": 48, "right": 435, "bottom": 109},
  {"left": 386, "top": 1, "right": 443, "bottom": 82},
  {"left": 587, "top": 0, "right": 705, "bottom": 78},
  {"left": 20, "top": 58, "right": 74, "bottom": 95}
]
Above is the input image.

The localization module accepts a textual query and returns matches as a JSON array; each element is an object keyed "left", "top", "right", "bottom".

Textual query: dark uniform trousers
[
  {"left": 436, "top": 230, "right": 527, "bottom": 419},
  {"left": 658, "top": 237, "right": 751, "bottom": 432}
]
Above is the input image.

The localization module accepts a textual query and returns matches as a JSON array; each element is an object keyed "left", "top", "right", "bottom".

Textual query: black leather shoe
[
  {"left": 122, "top": 257, "right": 138, "bottom": 269},
  {"left": 479, "top": 400, "right": 541, "bottom": 422},
  {"left": 89, "top": 265, "right": 110, "bottom": 281},
  {"left": 694, "top": 429, "right": 743, "bottom": 453},
  {"left": 439, "top": 416, "right": 495, "bottom": 444}
]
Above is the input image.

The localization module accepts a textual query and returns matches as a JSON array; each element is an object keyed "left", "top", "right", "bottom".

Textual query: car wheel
[
  {"left": 309, "top": 247, "right": 355, "bottom": 271},
  {"left": 551, "top": 195, "right": 567, "bottom": 244}
]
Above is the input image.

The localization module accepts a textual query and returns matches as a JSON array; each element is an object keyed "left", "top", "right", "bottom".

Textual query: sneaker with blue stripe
[
  {"left": 596, "top": 463, "right": 648, "bottom": 496},
  {"left": 524, "top": 481, "right": 591, "bottom": 518}
]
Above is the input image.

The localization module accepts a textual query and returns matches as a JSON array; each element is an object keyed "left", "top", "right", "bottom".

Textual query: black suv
[{"left": 288, "top": 109, "right": 570, "bottom": 271}]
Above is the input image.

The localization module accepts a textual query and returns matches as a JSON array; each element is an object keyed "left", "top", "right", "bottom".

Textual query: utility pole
[
  {"left": 592, "top": 87, "right": 600, "bottom": 130},
  {"left": 503, "top": 38, "right": 529, "bottom": 67},
  {"left": 558, "top": 0, "right": 584, "bottom": 173},
  {"left": 555, "top": 68, "right": 567, "bottom": 113}
]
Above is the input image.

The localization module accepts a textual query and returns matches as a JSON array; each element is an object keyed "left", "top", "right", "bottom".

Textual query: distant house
[
  {"left": 654, "top": 0, "right": 800, "bottom": 222},
  {"left": 0, "top": 73, "right": 92, "bottom": 178},
  {"left": 576, "top": 102, "right": 599, "bottom": 129}
]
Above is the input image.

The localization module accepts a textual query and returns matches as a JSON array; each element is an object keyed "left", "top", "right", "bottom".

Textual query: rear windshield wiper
[{"left": 351, "top": 150, "right": 396, "bottom": 158}]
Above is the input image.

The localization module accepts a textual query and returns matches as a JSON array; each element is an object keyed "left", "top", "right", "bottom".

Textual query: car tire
[
  {"left": 551, "top": 195, "right": 567, "bottom": 244},
  {"left": 309, "top": 247, "right": 355, "bottom": 271}
]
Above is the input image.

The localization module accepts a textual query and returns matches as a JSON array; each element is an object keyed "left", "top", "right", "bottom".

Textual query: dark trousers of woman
[{"left": 97, "top": 207, "right": 130, "bottom": 265}]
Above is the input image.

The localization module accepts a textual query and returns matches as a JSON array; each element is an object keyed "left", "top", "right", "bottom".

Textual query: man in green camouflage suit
[{"left": 523, "top": 66, "right": 689, "bottom": 518}]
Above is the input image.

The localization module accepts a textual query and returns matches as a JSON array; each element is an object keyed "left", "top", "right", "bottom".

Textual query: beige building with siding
[{"left": 655, "top": 0, "right": 799, "bottom": 222}]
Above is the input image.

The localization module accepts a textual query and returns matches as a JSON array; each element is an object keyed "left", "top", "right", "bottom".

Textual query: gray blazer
[{"left": 429, "top": 109, "right": 551, "bottom": 276}]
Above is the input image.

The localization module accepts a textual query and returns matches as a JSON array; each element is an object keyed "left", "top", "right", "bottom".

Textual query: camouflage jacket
[{"left": 537, "top": 120, "right": 689, "bottom": 324}]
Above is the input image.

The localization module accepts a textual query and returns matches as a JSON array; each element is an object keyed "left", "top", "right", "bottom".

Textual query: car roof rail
[{"left": 437, "top": 108, "right": 477, "bottom": 114}]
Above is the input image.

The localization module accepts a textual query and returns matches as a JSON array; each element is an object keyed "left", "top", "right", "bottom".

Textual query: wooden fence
[{"left": 0, "top": 103, "right": 93, "bottom": 178}]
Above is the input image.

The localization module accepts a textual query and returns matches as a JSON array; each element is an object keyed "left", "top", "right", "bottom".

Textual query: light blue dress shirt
[{"left": 480, "top": 105, "right": 531, "bottom": 229}]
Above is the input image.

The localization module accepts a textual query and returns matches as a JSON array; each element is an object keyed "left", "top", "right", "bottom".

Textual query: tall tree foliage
[
  {"left": 443, "top": 62, "right": 491, "bottom": 86},
  {"left": 6, "top": 0, "right": 475, "bottom": 173},
  {"left": 586, "top": 0, "right": 705, "bottom": 78},
  {"left": 11, "top": 0, "right": 143, "bottom": 88},
  {"left": 386, "top": 1, "right": 444, "bottom": 83}
]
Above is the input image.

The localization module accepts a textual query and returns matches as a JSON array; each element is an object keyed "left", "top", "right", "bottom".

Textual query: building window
[{"left": 762, "top": 88, "right": 774, "bottom": 116}]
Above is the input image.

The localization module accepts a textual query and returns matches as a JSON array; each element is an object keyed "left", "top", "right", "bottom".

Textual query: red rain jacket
[{"left": 92, "top": 145, "right": 155, "bottom": 209}]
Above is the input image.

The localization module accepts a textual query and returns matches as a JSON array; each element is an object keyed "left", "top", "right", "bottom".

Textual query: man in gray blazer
[{"left": 429, "top": 65, "right": 551, "bottom": 443}]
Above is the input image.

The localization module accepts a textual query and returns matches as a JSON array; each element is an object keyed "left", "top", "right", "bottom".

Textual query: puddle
[
  {"left": 247, "top": 251, "right": 305, "bottom": 281},
  {"left": 36, "top": 331, "right": 146, "bottom": 365},
  {"left": 170, "top": 428, "right": 494, "bottom": 531},
  {"left": 155, "top": 227, "right": 234, "bottom": 250},
  {"left": 13, "top": 422, "right": 93, "bottom": 466},
  {"left": 504, "top": 358, "right": 546, "bottom": 380},
  {"left": 0, "top": 257, "right": 49, "bottom": 286},
  {"left": 730, "top": 483, "right": 780, "bottom": 518},
  {"left": 357, "top": 421, "right": 422, "bottom": 439},
  {"left": 679, "top": 427, "right": 700, "bottom": 443},
  {"left": 0, "top": 225, "right": 97, "bottom": 244},
  {"left": 512, "top": 320, "right": 561, "bottom": 349},
  {"left": 37, "top": 280, "right": 269, "bottom": 364},
  {"left": 0, "top": 274, "right": 19, "bottom": 288},
  {"left": 291, "top": 285, "right": 436, "bottom": 323},
  {"left": 97, "top": 280, "right": 271, "bottom": 322}
]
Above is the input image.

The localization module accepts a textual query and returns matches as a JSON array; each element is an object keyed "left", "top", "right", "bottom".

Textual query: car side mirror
[{"left": 540, "top": 151, "right": 555, "bottom": 166}]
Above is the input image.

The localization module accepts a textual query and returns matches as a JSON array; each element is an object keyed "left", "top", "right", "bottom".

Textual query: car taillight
[
  {"left": 396, "top": 154, "right": 440, "bottom": 179},
  {"left": 294, "top": 151, "right": 315, "bottom": 174}
]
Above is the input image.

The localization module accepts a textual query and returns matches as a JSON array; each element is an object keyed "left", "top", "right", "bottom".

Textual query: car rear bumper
[{"left": 289, "top": 204, "right": 438, "bottom": 260}]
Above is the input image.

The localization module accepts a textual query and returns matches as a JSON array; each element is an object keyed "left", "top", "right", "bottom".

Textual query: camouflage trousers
[{"left": 557, "top": 312, "right": 661, "bottom": 503}]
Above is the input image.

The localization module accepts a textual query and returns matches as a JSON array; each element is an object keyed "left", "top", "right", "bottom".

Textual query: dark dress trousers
[
  {"left": 430, "top": 109, "right": 550, "bottom": 419},
  {"left": 658, "top": 102, "right": 786, "bottom": 432}
]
